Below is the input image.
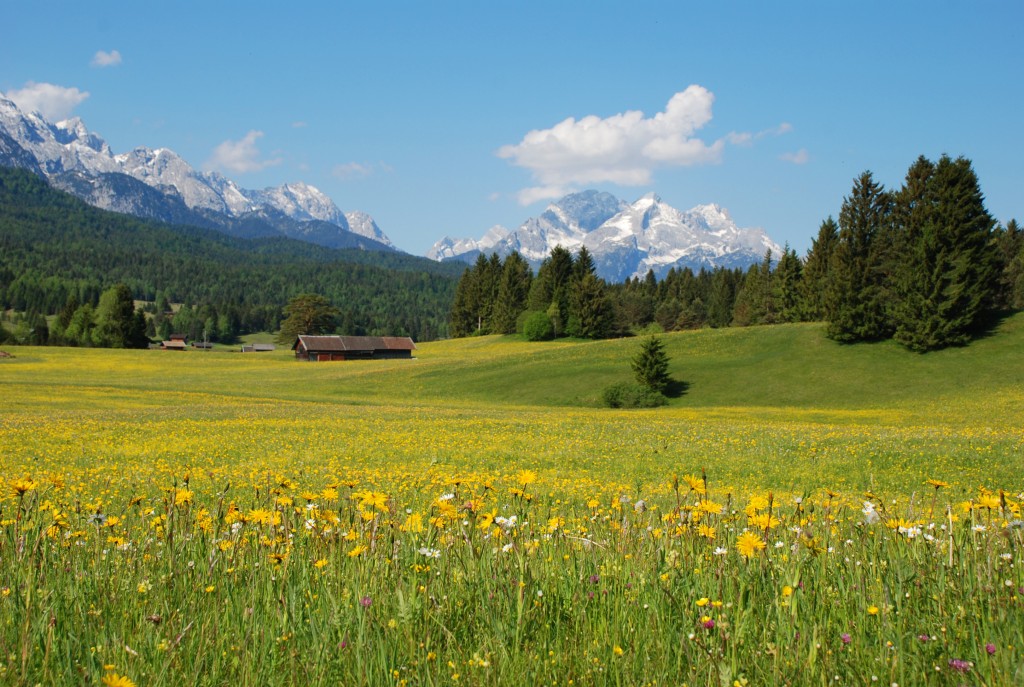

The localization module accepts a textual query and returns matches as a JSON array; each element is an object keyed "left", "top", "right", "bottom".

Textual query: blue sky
[{"left": 2, "top": 2, "right": 1021, "bottom": 256}]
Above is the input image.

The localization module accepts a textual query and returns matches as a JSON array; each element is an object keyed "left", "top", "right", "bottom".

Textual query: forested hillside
[{"left": 0, "top": 167, "right": 463, "bottom": 343}]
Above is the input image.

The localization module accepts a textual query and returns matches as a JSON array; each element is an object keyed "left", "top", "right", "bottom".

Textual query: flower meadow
[{"left": 1, "top": 344, "right": 1023, "bottom": 685}]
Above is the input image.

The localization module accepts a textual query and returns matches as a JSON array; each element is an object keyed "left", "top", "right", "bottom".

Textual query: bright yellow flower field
[{"left": 0, "top": 340, "right": 1021, "bottom": 685}]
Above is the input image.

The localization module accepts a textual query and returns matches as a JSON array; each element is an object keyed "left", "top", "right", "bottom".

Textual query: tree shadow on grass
[
  {"left": 968, "top": 309, "right": 1017, "bottom": 343},
  {"left": 664, "top": 378, "right": 689, "bottom": 398}
]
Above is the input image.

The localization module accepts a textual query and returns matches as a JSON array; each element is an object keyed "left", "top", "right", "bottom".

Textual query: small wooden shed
[{"left": 292, "top": 335, "right": 416, "bottom": 361}]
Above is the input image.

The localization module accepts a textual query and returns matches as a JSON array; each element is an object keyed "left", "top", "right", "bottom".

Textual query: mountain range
[
  {"left": 0, "top": 96, "right": 781, "bottom": 283},
  {"left": 0, "top": 95, "right": 394, "bottom": 251},
  {"left": 428, "top": 190, "right": 781, "bottom": 281}
]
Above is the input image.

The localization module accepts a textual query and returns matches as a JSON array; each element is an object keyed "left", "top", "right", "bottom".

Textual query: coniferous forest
[
  {"left": 0, "top": 167, "right": 463, "bottom": 346},
  {"left": 449, "top": 155, "right": 1023, "bottom": 351}
]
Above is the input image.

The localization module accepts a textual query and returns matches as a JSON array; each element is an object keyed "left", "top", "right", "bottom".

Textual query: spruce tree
[
  {"left": 772, "top": 245, "right": 803, "bottom": 322},
  {"left": 491, "top": 252, "right": 532, "bottom": 334},
  {"left": 825, "top": 172, "right": 893, "bottom": 342},
  {"left": 993, "top": 219, "right": 1023, "bottom": 310},
  {"left": 449, "top": 267, "right": 477, "bottom": 338},
  {"left": 528, "top": 247, "right": 574, "bottom": 330},
  {"left": 800, "top": 217, "right": 838, "bottom": 321},
  {"left": 706, "top": 268, "right": 739, "bottom": 327},
  {"left": 573, "top": 246, "right": 596, "bottom": 283},
  {"left": 570, "top": 273, "right": 614, "bottom": 339},
  {"left": 631, "top": 336, "right": 671, "bottom": 393},
  {"left": 890, "top": 155, "right": 998, "bottom": 350}
]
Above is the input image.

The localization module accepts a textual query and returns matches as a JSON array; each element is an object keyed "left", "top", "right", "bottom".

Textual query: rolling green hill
[{"left": 5, "top": 313, "right": 1023, "bottom": 426}]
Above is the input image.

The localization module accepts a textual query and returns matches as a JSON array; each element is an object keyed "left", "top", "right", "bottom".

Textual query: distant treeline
[
  {"left": 0, "top": 167, "right": 463, "bottom": 346},
  {"left": 451, "top": 155, "right": 1023, "bottom": 350}
]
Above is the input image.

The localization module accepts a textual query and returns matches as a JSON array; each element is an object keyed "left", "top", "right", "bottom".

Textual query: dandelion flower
[
  {"left": 516, "top": 470, "right": 538, "bottom": 486},
  {"left": 10, "top": 477, "right": 37, "bottom": 497},
  {"left": 101, "top": 674, "right": 136, "bottom": 687},
  {"left": 736, "top": 531, "right": 766, "bottom": 558}
]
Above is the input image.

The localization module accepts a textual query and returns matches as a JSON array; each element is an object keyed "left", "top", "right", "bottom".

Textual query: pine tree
[
  {"left": 449, "top": 267, "right": 477, "bottom": 338},
  {"left": 772, "top": 246, "right": 803, "bottom": 322},
  {"left": 826, "top": 172, "right": 893, "bottom": 342},
  {"left": 92, "top": 283, "right": 138, "bottom": 348},
  {"left": 889, "top": 155, "right": 998, "bottom": 350},
  {"left": 528, "top": 247, "right": 575, "bottom": 333},
  {"left": 275, "top": 293, "right": 340, "bottom": 345},
  {"left": 993, "top": 219, "right": 1023, "bottom": 310},
  {"left": 573, "top": 246, "right": 596, "bottom": 283},
  {"left": 732, "top": 250, "right": 774, "bottom": 326},
  {"left": 631, "top": 336, "right": 671, "bottom": 393},
  {"left": 706, "top": 268, "right": 739, "bottom": 328},
  {"left": 800, "top": 217, "right": 838, "bottom": 321},
  {"left": 491, "top": 252, "right": 533, "bottom": 334},
  {"left": 570, "top": 273, "right": 614, "bottom": 339}
]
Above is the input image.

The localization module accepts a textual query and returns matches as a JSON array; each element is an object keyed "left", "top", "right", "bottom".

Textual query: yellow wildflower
[{"left": 736, "top": 531, "right": 766, "bottom": 558}]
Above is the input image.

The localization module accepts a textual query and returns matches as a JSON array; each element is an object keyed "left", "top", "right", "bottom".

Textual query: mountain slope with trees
[{"left": 0, "top": 167, "right": 462, "bottom": 344}]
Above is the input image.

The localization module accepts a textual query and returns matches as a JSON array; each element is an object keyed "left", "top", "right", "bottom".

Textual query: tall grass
[
  {"left": 1, "top": 319, "right": 1022, "bottom": 684},
  {"left": 1, "top": 472, "right": 1021, "bottom": 685}
]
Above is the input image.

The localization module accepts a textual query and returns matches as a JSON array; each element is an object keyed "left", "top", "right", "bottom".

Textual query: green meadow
[{"left": 1, "top": 317, "right": 1022, "bottom": 685}]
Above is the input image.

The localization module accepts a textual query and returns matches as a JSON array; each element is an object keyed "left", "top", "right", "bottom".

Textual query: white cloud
[
  {"left": 205, "top": 130, "right": 282, "bottom": 173},
  {"left": 497, "top": 85, "right": 730, "bottom": 196},
  {"left": 332, "top": 161, "right": 392, "bottom": 180},
  {"left": 291, "top": 121, "right": 308, "bottom": 128},
  {"left": 91, "top": 50, "right": 122, "bottom": 67},
  {"left": 4, "top": 82, "right": 89, "bottom": 120},
  {"left": 332, "top": 162, "right": 373, "bottom": 180},
  {"left": 516, "top": 185, "right": 571, "bottom": 206},
  {"left": 780, "top": 148, "right": 810, "bottom": 165}
]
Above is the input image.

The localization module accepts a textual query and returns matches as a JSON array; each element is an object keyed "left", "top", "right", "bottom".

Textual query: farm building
[
  {"left": 292, "top": 335, "right": 416, "bottom": 361},
  {"left": 160, "top": 334, "right": 187, "bottom": 351}
]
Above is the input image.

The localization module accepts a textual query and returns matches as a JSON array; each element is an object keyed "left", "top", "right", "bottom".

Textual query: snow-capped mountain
[
  {"left": 427, "top": 225, "right": 511, "bottom": 261},
  {"left": 0, "top": 95, "right": 394, "bottom": 251},
  {"left": 427, "top": 190, "right": 627, "bottom": 263},
  {"left": 344, "top": 211, "right": 394, "bottom": 247},
  {"left": 428, "top": 191, "right": 780, "bottom": 282}
]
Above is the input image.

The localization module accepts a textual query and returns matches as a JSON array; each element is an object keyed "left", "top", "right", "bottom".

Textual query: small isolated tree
[
  {"left": 631, "top": 336, "right": 671, "bottom": 393},
  {"left": 276, "top": 293, "right": 339, "bottom": 345}
]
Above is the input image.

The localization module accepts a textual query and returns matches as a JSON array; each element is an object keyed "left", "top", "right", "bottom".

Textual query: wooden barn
[{"left": 292, "top": 335, "right": 416, "bottom": 361}]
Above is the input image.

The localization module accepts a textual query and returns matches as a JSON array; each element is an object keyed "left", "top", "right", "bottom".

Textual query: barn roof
[{"left": 293, "top": 335, "right": 416, "bottom": 352}]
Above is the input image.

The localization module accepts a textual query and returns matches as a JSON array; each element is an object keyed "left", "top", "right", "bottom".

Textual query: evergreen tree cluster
[
  {"left": 448, "top": 155, "right": 1021, "bottom": 353},
  {"left": 819, "top": 155, "right": 1017, "bottom": 351},
  {"left": 0, "top": 167, "right": 462, "bottom": 346},
  {"left": 450, "top": 246, "right": 615, "bottom": 340}
]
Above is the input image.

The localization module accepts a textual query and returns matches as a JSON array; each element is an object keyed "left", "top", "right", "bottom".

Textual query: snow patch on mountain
[
  {"left": 0, "top": 95, "right": 394, "bottom": 249},
  {"left": 344, "top": 211, "right": 394, "bottom": 247},
  {"left": 428, "top": 190, "right": 780, "bottom": 282}
]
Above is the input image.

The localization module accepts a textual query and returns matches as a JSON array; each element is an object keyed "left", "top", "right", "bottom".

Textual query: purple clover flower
[{"left": 947, "top": 658, "right": 972, "bottom": 673}]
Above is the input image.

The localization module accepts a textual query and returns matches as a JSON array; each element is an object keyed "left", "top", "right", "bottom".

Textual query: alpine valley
[
  {"left": 0, "top": 95, "right": 394, "bottom": 251},
  {"left": 428, "top": 190, "right": 781, "bottom": 282}
]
